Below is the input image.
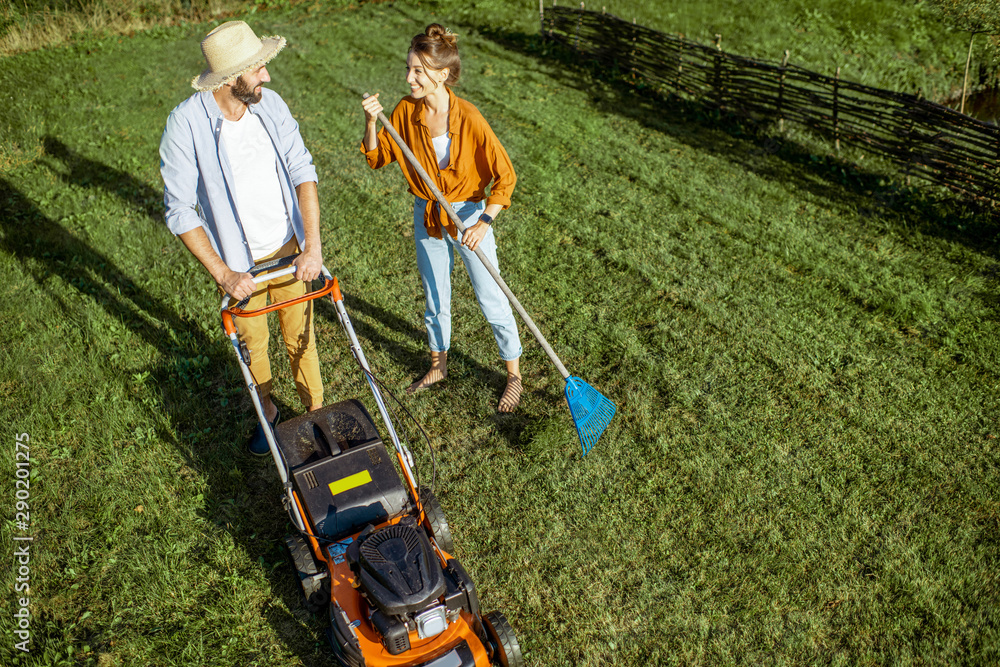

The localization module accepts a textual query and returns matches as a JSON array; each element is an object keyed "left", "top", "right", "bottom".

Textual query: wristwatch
[{"left": 478, "top": 213, "right": 493, "bottom": 225}]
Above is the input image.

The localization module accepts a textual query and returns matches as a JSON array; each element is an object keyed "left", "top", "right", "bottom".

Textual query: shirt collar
[
  {"left": 413, "top": 87, "right": 460, "bottom": 134},
  {"left": 200, "top": 90, "right": 224, "bottom": 120}
]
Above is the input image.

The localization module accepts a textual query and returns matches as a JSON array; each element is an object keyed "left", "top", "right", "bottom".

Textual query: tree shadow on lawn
[
  {"left": 475, "top": 28, "right": 1000, "bottom": 259},
  {"left": 1, "top": 144, "right": 336, "bottom": 666}
]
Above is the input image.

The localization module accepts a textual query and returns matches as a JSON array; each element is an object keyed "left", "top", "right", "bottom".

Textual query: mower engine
[{"left": 348, "top": 518, "right": 481, "bottom": 655}]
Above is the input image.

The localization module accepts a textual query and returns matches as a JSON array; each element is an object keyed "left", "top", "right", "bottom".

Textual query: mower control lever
[{"left": 247, "top": 252, "right": 299, "bottom": 277}]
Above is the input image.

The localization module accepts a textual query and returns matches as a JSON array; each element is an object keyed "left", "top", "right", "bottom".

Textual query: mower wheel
[
  {"left": 284, "top": 534, "right": 330, "bottom": 615},
  {"left": 420, "top": 487, "right": 455, "bottom": 553},
  {"left": 483, "top": 611, "right": 523, "bottom": 667}
]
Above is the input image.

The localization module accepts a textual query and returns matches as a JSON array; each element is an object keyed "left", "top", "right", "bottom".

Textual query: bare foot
[
  {"left": 407, "top": 351, "right": 447, "bottom": 394},
  {"left": 497, "top": 373, "right": 522, "bottom": 413}
]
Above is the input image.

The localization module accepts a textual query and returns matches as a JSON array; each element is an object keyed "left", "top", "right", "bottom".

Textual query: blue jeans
[{"left": 413, "top": 197, "right": 522, "bottom": 361}]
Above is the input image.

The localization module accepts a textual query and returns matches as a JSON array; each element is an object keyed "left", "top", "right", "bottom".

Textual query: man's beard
[{"left": 230, "top": 76, "right": 262, "bottom": 105}]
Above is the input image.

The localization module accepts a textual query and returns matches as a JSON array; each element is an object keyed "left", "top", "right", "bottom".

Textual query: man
[{"left": 159, "top": 20, "right": 324, "bottom": 455}]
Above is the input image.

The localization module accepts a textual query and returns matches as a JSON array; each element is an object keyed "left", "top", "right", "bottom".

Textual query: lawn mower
[{"left": 220, "top": 255, "right": 524, "bottom": 667}]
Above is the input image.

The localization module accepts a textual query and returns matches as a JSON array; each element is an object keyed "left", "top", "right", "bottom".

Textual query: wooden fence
[{"left": 542, "top": 3, "right": 1000, "bottom": 203}]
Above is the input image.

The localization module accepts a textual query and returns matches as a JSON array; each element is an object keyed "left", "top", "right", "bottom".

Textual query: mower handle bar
[
  {"left": 218, "top": 254, "right": 336, "bottom": 315},
  {"left": 218, "top": 252, "right": 300, "bottom": 311},
  {"left": 251, "top": 265, "right": 296, "bottom": 285},
  {"left": 220, "top": 269, "right": 338, "bottom": 340}
]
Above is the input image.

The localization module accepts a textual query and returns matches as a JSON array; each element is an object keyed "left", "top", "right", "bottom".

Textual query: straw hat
[{"left": 191, "top": 21, "right": 286, "bottom": 92}]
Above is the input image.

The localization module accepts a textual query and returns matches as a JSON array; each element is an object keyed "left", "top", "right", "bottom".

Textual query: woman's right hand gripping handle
[{"left": 362, "top": 92, "right": 383, "bottom": 151}]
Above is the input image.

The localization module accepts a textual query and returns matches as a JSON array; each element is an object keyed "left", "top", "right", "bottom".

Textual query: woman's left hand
[{"left": 461, "top": 220, "right": 490, "bottom": 252}]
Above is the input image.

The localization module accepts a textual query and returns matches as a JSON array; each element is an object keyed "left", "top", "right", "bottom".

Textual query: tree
[{"left": 927, "top": 0, "right": 1000, "bottom": 114}]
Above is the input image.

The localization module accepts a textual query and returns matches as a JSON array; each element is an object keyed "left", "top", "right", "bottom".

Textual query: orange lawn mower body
[{"left": 220, "top": 256, "right": 523, "bottom": 667}]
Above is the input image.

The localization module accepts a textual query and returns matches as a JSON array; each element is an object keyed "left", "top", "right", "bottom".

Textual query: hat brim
[{"left": 191, "top": 35, "right": 286, "bottom": 92}]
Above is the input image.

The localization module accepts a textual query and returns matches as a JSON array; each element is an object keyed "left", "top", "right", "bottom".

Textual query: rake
[{"left": 365, "top": 94, "right": 615, "bottom": 454}]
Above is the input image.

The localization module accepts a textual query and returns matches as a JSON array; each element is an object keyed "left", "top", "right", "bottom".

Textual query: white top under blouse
[{"left": 432, "top": 133, "right": 451, "bottom": 170}]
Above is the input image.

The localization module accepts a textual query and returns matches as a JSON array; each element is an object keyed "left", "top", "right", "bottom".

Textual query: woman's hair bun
[
  {"left": 425, "top": 23, "right": 457, "bottom": 49},
  {"left": 410, "top": 23, "right": 461, "bottom": 86}
]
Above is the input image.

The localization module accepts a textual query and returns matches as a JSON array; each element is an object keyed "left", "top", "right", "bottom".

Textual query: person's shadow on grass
[{"left": 317, "top": 292, "right": 533, "bottom": 448}]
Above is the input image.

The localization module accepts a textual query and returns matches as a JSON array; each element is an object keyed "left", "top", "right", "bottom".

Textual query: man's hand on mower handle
[
  {"left": 293, "top": 247, "right": 323, "bottom": 282},
  {"left": 220, "top": 269, "right": 257, "bottom": 301},
  {"left": 216, "top": 249, "right": 321, "bottom": 301}
]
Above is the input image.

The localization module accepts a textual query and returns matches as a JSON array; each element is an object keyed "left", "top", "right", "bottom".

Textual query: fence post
[
  {"left": 676, "top": 36, "right": 684, "bottom": 87},
  {"left": 574, "top": 2, "right": 584, "bottom": 51},
  {"left": 833, "top": 66, "right": 841, "bottom": 153},
  {"left": 631, "top": 18, "right": 638, "bottom": 83},
  {"left": 714, "top": 34, "right": 724, "bottom": 111},
  {"left": 901, "top": 89, "right": 922, "bottom": 188},
  {"left": 778, "top": 50, "right": 789, "bottom": 132},
  {"left": 994, "top": 126, "right": 1000, "bottom": 205}
]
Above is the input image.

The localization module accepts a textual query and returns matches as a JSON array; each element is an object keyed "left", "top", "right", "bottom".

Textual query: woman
[{"left": 361, "top": 24, "right": 523, "bottom": 412}]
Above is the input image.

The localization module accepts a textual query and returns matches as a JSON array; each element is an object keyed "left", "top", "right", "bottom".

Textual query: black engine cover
[{"left": 357, "top": 522, "right": 445, "bottom": 617}]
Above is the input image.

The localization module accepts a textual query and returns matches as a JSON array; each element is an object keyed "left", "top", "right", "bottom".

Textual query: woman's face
[{"left": 406, "top": 51, "right": 447, "bottom": 99}]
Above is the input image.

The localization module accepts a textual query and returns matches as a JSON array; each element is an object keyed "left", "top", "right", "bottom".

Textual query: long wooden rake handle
[{"left": 365, "top": 94, "right": 570, "bottom": 380}]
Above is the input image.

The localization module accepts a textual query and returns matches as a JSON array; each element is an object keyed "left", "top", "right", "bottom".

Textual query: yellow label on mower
[{"left": 328, "top": 470, "right": 373, "bottom": 497}]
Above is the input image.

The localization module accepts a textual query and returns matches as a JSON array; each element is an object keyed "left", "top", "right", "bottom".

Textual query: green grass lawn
[
  {"left": 450, "top": 0, "right": 977, "bottom": 99},
  {"left": 1, "top": 1, "right": 999, "bottom": 666}
]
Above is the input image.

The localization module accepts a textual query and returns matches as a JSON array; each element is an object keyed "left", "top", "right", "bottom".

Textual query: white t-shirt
[
  {"left": 432, "top": 133, "right": 451, "bottom": 169},
  {"left": 221, "top": 110, "right": 294, "bottom": 260}
]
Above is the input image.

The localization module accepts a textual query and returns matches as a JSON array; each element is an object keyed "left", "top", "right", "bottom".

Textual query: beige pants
[{"left": 231, "top": 238, "right": 323, "bottom": 408}]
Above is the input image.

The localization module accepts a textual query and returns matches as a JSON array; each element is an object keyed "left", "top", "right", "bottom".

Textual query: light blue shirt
[{"left": 158, "top": 89, "right": 318, "bottom": 272}]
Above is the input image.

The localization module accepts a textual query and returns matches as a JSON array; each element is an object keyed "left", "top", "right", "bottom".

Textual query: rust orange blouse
[{"left": 361, "top": 87, "right": 517, "bottom": 240}]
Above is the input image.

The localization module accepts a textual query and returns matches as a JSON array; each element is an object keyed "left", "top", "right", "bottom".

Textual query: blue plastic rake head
[{"left": 564, "top": 376, "right": 616, "bottom": 456}]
